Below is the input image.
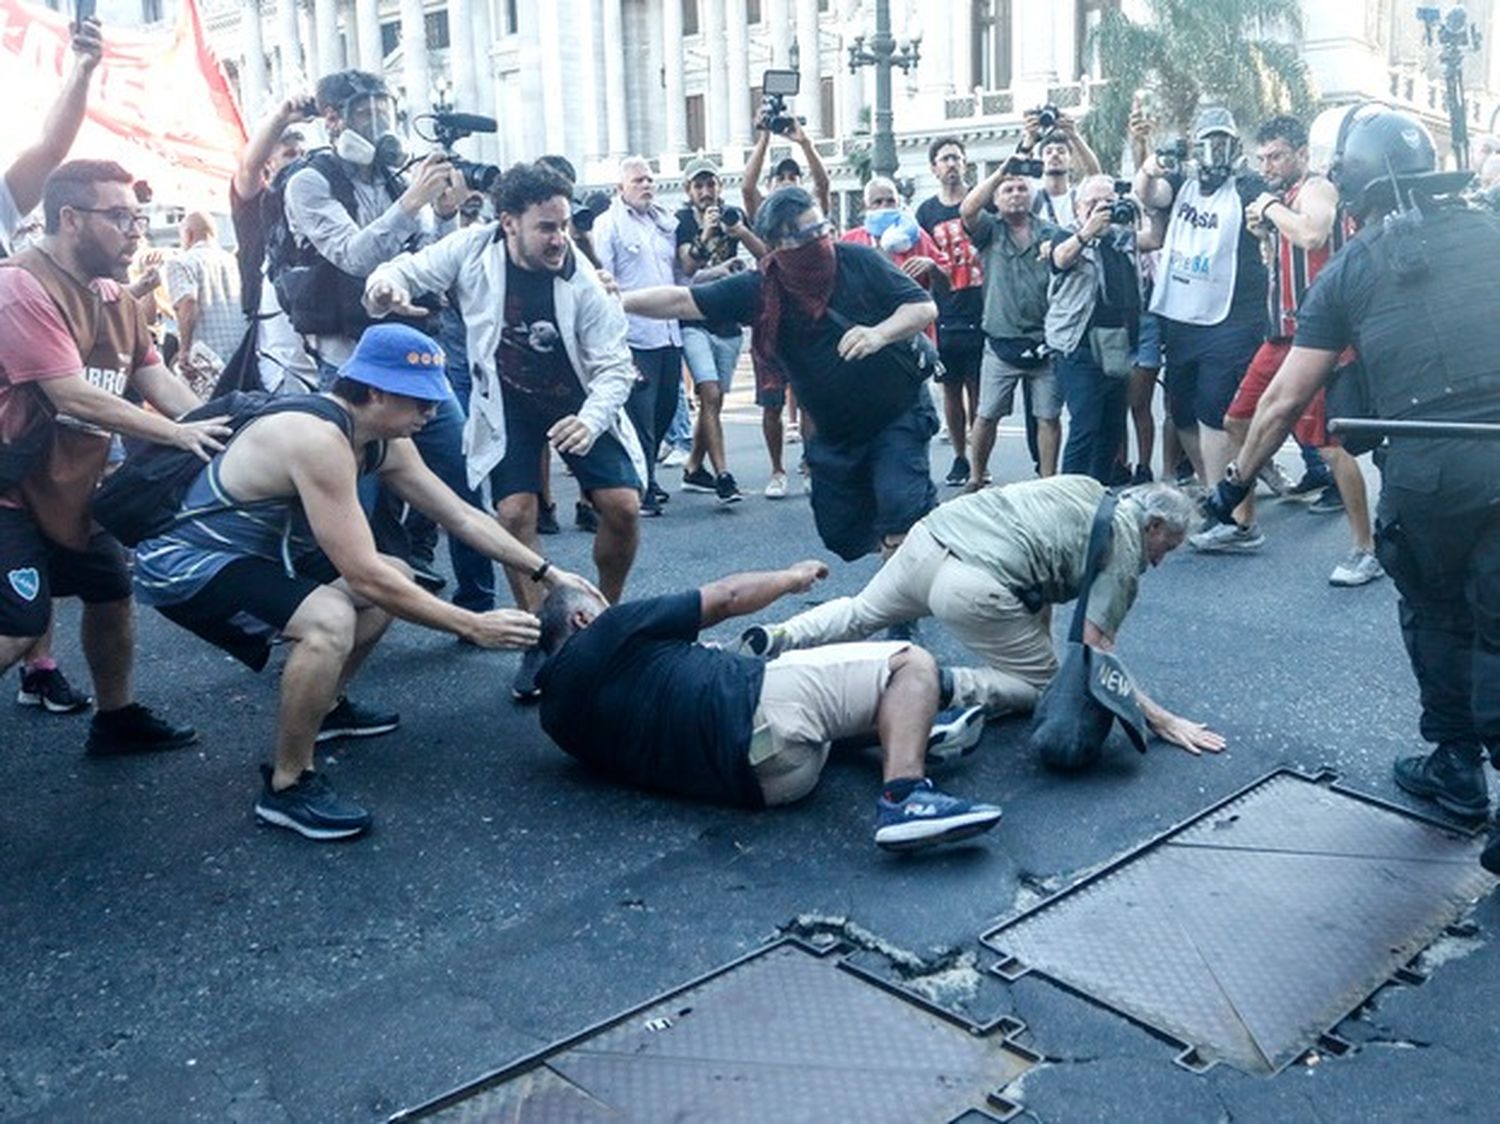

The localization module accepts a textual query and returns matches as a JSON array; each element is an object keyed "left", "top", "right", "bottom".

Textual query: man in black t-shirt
[
  {"left": 622, "top": 187, "right": 939, "bottom": 562},
  {"left": 535, "top": 562, "right": 1000, "bottom": 852}
]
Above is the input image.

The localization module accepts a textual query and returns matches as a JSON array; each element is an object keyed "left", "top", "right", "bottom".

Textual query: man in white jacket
[{"left": 365, "top": 163, "right": 645, "bottom": 697}]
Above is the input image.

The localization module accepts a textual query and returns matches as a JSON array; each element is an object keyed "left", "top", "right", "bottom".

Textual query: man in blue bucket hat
[{"left": 134, "top": 323, "right": 600, "bottom": 840}]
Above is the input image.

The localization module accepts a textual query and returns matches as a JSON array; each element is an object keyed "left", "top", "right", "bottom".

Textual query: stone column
[
  {"left": 354, "top": 0, "right": 382, "bottom": 73},
  {"left": 576, "top": 0, "right": 604, "bottom": 161},
  {"left": 277, "top": 0, "right": 304, "bottom": 90},
  {"left": 603, "top": 0, "right": 629, "bottom": 159},
  {"left": 725, "top": 0, "right": 750, "bottom": 146},
  {"left": 447, "top": 0, "right": 476, "bottom": 112},
  {"left": 241, "top": 0, "right": 268, "bottom": 120},
  {"left": 663, "top": 0, "right": 687, "bottom": 153},
  {"left": 398, "top": 0, "right": 431, "bottom": 117},
  {"left": 537, "top": 0, "right": 567, "bottom": 156},
  {"left": 767, "top": 0, "right": 791, "bottom": 68},
  {"left": 300, "top": 0, "right": 319, "bottom": 79},
  {"left": 837, "top": 0, "right": 862, "bottom": 139},
  {"left": 703, "top": 0, "right": 728, "bottom": 151},
  {"left": 314, "top": 0, "right": 340, "bottom": 77},
  {"left": 796, "top": 0, "right": 822, "bottom": 135},
  {"left": 948, "top": 0, "right": 971, "bottom": 93},
  {"left": 467, "top": 0, "right": 496, "bottom": 163}
]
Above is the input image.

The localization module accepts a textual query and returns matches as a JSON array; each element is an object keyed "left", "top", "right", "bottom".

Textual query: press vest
[{"left": 1149, "top": 178, "right": 1243, "bottom": 326}]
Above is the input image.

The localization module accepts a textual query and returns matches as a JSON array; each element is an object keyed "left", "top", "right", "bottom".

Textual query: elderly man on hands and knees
[
  {"left": 742, "top": 478, "right": 1224, "bottom": 756},
  {"left": 622, "top": 187, "right": 939, "bottom": 564},
  {"left": 133, "top": 324, "right": 599, "bottom": 840},
  {"left": 365, "top": 162, "right": 646, "bottom": 701},
  {"left": 534, "top": 561, "right": 1001, "bottom": 852}
]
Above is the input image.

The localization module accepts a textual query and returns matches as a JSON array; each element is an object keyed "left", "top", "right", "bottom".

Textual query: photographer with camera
[
  {"left": 742, "top": 73, "right": 831, "bottom": 222},
  {"left": 1135, "top": 108, "right": 1269, "bottom": 519},
  {"left": 674, "top": 157, "right": 764, "bottom": 506},
  {"left": 1044, "top": 176, "right": 1142, "bottom": 483},
  {"left": 961, "top": 157, "right": 1067, "bottom": 488},
  {"left": 1018, "top": 105, "right": 1102, "bottom": 229}
]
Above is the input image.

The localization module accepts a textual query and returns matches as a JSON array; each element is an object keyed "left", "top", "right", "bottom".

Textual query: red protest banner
[{"left": 0, "top": 0, "right": 246, "bottom": 210}]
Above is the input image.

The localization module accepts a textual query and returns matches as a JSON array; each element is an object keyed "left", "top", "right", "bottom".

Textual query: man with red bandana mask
[{"left": 622, "top": 187, "right": 939, "bottom": 563}]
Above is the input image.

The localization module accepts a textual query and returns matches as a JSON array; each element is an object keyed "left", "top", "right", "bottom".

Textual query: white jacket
[{"left": 364, "top": 224, "right": 646, "bottom": 491}]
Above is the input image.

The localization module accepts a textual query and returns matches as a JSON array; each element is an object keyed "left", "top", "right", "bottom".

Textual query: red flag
[{"left": 0, "top": 0, "right": 247, "bottom": 210}]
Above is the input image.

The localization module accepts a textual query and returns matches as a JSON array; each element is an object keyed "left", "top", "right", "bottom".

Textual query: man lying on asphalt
[
  {"left": 133, "top": 324, "right": 599, "bottom": 840},
  {"left": 534, "top": 561, "right": 1002, "bottom": 852},
  {"left": 742, "top": 477, "right": 1225, "bottom": 755}
]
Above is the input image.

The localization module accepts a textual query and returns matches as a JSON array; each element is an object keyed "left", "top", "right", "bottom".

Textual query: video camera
[
  {"left": 1155, "top": 138, "right": 1190, "bottom": 174},
  {"left": 424, "top": 110, "right": 503, "bottom": 194},
  {"left": 1109, "top": 179, "right": 1139, "bottom": 224},
  {"left": 571, "top": 190, "right": 612, "bottom": 233},
  {"left": 757, "top": 69, "right": 806, "bottom": 137}
]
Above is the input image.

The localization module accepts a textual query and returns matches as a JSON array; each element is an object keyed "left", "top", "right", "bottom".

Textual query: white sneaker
[
  {"left": 1257, "top": 460, "right": 1294, "bottom": 497},
  {"left": 1188, "top": 521, "right": 1266, "bottom": 553},
  {"left": 764, "top": 471, "right": 789, "bottom": 499},
  {"left": 659, "top": 446, "right": 689, "bottom": 468},
  {"left": 786, "top": 423, "right": 801, "bottom": 444},
  {"left": 1329, "top": 549, "right": 1385, "bottom": 587}
]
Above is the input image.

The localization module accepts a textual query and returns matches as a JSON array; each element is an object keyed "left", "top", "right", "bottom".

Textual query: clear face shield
[
  {"left": 1195, "top": 132, "right": 1240, "bottom": 190},
  {"left": 335, "top": 94, "right": 405, "bottom": 168}
]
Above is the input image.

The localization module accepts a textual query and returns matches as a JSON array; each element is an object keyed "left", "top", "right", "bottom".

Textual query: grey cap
[
  {"left": 682, "top": 155, "right": 720, "bottom": 182},
  {"left": 1193, "top": 106, "right": 1238, "bottom": 140}
]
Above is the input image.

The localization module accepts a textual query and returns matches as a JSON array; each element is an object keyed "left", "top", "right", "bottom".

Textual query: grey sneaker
[
  {"left": 1257, "top": 460, "right": 1294, "bottom": 497},
  {"left": 927, "top": 705, "right": 986, "bottom": 765},
  {"left": 1188, "top": 521, "right": 1265, "bottom": 553},
  {"left": 1329, "top": 549, "right": 1385, "bottom": 587},
  {"left": 1393, "top": 744, "right": 1489, "bottom": 818}
]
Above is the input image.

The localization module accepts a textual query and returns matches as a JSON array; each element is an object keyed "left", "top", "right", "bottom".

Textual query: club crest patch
[{"left": 7, "top": 567, "right": 40, "bottom": 602}]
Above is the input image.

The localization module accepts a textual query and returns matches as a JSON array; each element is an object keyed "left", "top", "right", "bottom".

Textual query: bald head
[{"left": 180, "top": 211, "right": 217, "bottom": 248}]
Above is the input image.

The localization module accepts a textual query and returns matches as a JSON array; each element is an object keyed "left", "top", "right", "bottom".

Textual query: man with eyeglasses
[
  {"left": 621, "top": 187, "right": 938, "bottom": 564},
  {"left": 0, "top": 160, "right": 229, "bottom": 756}
]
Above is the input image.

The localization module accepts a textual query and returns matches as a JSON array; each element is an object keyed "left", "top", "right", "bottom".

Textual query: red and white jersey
[{"left": 1266, "top": 176, "right": 1350, "bottom": 340}]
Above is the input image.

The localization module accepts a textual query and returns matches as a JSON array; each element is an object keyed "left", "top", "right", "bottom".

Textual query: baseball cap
[
  {"left": 1193, "top": 106, "right": 1238, "bottom": 140},
  {"left": 682, "top": 155, "right": 720, "bottom": 181},
  {"left": 339, "top": 324, "right": 451, "bottom": 401}
]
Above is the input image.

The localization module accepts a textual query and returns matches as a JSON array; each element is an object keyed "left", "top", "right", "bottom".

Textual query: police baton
[{"left": 1327, "top": 418, "right": 1500, "bottom": 441}]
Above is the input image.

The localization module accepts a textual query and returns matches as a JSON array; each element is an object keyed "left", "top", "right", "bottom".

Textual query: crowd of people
[{"left": 3, "top": 22, "right": 1498, "bottom": 874}]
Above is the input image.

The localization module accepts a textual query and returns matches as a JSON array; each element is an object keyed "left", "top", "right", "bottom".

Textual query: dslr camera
[
  {"left": 1109, "top": 179, "right": 1139, "bottom": 224},
  {"left": 1006, "top": 152, "right": 1044, "bottom": 178},
  {"left": 428, "top": 110, "right": 503, "bottom": 194},
  {"left": 757, "top": 68, "right": 806, "bottom": 136},
  {"left": 1032, "top": 104, "right": 1061, "bottom": 132},
  {"left": 1155, "top": 138, "right": 1190, "bottom": 174}
]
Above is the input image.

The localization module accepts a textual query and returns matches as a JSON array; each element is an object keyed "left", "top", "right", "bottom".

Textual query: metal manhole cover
[
  {"left": 392, "top": 939, "right": 1037, "bottom": 1123},
  {"left": 982, "top": 769, "right": 1494, "bottom": 1075}
]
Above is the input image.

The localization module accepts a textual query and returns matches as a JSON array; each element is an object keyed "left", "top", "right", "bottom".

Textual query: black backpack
[
  {"left": 261, "top": 150, "right": 437, "bottom": 339},
  {"left": 93, "top": 393, "right": 361, "bottom": 547}
]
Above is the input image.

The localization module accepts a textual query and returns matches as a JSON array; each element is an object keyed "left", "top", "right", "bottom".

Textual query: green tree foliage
[{"left": 1083, "top": 0, "right": 1317, "bottom": 171}]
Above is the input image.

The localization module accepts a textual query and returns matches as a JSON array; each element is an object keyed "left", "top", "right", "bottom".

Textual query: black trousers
[
  {"left": 624, "top": 345, "right": 682, "bottom": 493},
  {"left": 1374, "top": 439, "right": 1500, "bottom": 761}
]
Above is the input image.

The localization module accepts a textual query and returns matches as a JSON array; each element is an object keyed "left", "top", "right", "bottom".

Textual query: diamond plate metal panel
[
  {"left": 397, "top": 941, "right": 1034, "bottom": 1122},
  {"left": 983, "top": 771, "right": 1495, "bottom": 1075}
]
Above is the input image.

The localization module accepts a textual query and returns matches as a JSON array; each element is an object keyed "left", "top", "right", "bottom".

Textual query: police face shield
[{"left": 336, "top": 94, "right": 405, "bottom": 168}]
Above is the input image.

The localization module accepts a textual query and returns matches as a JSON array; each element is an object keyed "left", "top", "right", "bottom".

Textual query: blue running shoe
[
  {"left": 874, "top": 779, "right": 1002, "bottom": 852},
  {"left": 926, "top": 705, "right": 986, "bottom": 765}
]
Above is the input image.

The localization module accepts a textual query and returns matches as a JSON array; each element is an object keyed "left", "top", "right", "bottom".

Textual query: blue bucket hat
[{"left": 339, "top": 324, "right": 451, "bottom": 401}]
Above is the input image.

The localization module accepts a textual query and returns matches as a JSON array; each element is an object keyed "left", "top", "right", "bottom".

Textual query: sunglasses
[{"left": 781, "top": 219, "right": 832, "bottom": 246}]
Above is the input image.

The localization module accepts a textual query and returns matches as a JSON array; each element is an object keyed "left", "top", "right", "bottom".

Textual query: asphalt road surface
[{"left": 4, "top": 385, "right": 1496, "bottom": 1122}]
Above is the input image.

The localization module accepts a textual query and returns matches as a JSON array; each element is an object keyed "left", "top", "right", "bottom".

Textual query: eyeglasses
[
  {"left": 69, "top": 206, "right": 150, "bottom": 234},
  {"left": 781, "top": 219, "right": 832, "bottom": 246}
]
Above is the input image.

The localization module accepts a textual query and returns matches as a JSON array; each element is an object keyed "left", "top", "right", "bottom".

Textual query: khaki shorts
[{"left": 748, "top": 640, "right": 909, "bottom": 806}]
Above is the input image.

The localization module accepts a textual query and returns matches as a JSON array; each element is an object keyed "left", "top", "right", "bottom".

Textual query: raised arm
[
  {"left": 1251, "top": 177, "right": 1338, "bottom": 251},
  {"left": 699, "top": 560, "right": 828, "bottom": 628},
  {"left": 742, "top": 130, "right": 770, "bottom": 217},
  {"left": 961, "top": 169, "right": 1003, "bottom": 233},
  {"left": 232, "top": 95, "right": 316, "bottom": 201},
  {"left": 795, "top": 125, "right": 833, "bottom": 214},
  {"left": 5, "top": 19, "right": 102, "bottom": 216},
  {"left": 1058, "top": 112, "right": 1102, "bottom": 177}
]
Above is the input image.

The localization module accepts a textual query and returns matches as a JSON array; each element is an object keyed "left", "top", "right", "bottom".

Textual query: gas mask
[
  {"left": 335, "top": 94, "right": 406, "bottom": 169},
  {"left": 1195, "top": 132, "right": 1240, "bottom": 193}
]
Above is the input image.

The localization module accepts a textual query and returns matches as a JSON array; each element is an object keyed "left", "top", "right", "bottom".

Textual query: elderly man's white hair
[
  {"left": 617, "top": 155, "right": 652, "bottom": 180},
  {"left": 1122, "top": 482, "right": 1198, "bottom": 535},
  {"left": 863, "top": 176, "right": 899, "bottom": 204}
]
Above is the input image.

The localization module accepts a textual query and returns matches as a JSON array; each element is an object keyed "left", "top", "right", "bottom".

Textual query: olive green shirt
[{"left": 921, "top": 475, "right": 1146, "bottom": 638}]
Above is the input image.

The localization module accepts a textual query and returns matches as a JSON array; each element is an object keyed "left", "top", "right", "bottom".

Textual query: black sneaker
[
  {"left": 85, "top": 703, "right": 198, "bottom": 756},
  {"left": 254, "top": 765, "right": 371, "bottom": 840},
  {"left": 1393, "top": 744, "right": 1489, "bottom": 818},
  {"left": 316, "top": 696, "right": 400, "bottom": 743},
  {"left": 512, "top": 645, "right": 545, "bottom": 703},
  {"left": 18, "top": 666, "right": 93, "bottom": 714},
  {"left": 639, "top": 492, "right": 664, "bottom": 517},
  {"left": 575, "top": 501, "right": 599, "bottom": 533},
  {"left": 1288, "top": 469, "right": 1334, "bottom": 497},
  {"left": 715, "top": 472, "right": 743, "bottom": 504},
  {"left": 944, "top": 456, "right": 971, "bottom": 488},
  {"left": 1482, "top": 826, "right": 1500, "bottom": 876},
  {"left": 682, "top": 465, "right": 717, "bottom": 493},
  {"left": 536, "top": 501, "right": 560, "bottom": 536},
  {"left": 1308, "top": 485, "right": 1345, "bottom": 515},
  {"left": 649, "top": 482, "right": 671, "bottom": 505},
  {"left": 409, "top": 556, "right": 447, "bottom": 593}
]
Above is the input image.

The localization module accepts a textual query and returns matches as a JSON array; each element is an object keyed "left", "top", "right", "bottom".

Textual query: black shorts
[
  {"left": 158, "top": 556, "right": 331, "bottom": 671},
  {"left": 0, "top": 507, "right": 132, "bottom": 637},
  {"left": 488, "top": 396, "right": 640, "bottom": 501},
  {"left": 1161, "top": 317, "right": 1263, "bottom": 431},
  {"left": 935, "top": 329, "right": 984, "bottom": 385}
]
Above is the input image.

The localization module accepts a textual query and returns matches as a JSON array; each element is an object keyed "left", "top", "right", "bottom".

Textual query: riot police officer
[{"left": 1207, "top": 105, "right": 1500, "bottom": 874}]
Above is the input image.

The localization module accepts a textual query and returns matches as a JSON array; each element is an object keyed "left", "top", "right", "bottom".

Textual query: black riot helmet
[{"left": 1330, "top": 104, "right": 1471, "bottom": 220}]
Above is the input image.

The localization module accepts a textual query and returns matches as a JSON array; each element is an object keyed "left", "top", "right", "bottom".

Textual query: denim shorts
[{"left": 680, "top": 325, "right": 743, "bottom": 389}]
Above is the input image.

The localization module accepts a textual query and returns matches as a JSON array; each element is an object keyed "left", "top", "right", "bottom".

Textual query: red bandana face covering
[{"left": 753, "top": 237, "right": 837, "bottom": 367}]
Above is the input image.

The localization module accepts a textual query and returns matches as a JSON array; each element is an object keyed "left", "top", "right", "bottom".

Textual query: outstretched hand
[
  {"left": 1150, "top": 711, "right": 1226, "bottom": 756},
  {"left": 785, "top": 559, "right": 829, "bottom": 592}
]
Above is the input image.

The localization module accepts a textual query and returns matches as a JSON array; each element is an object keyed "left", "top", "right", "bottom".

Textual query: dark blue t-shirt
[{"left": 536, "top": 590, "right": 766, "bottom": 808}]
